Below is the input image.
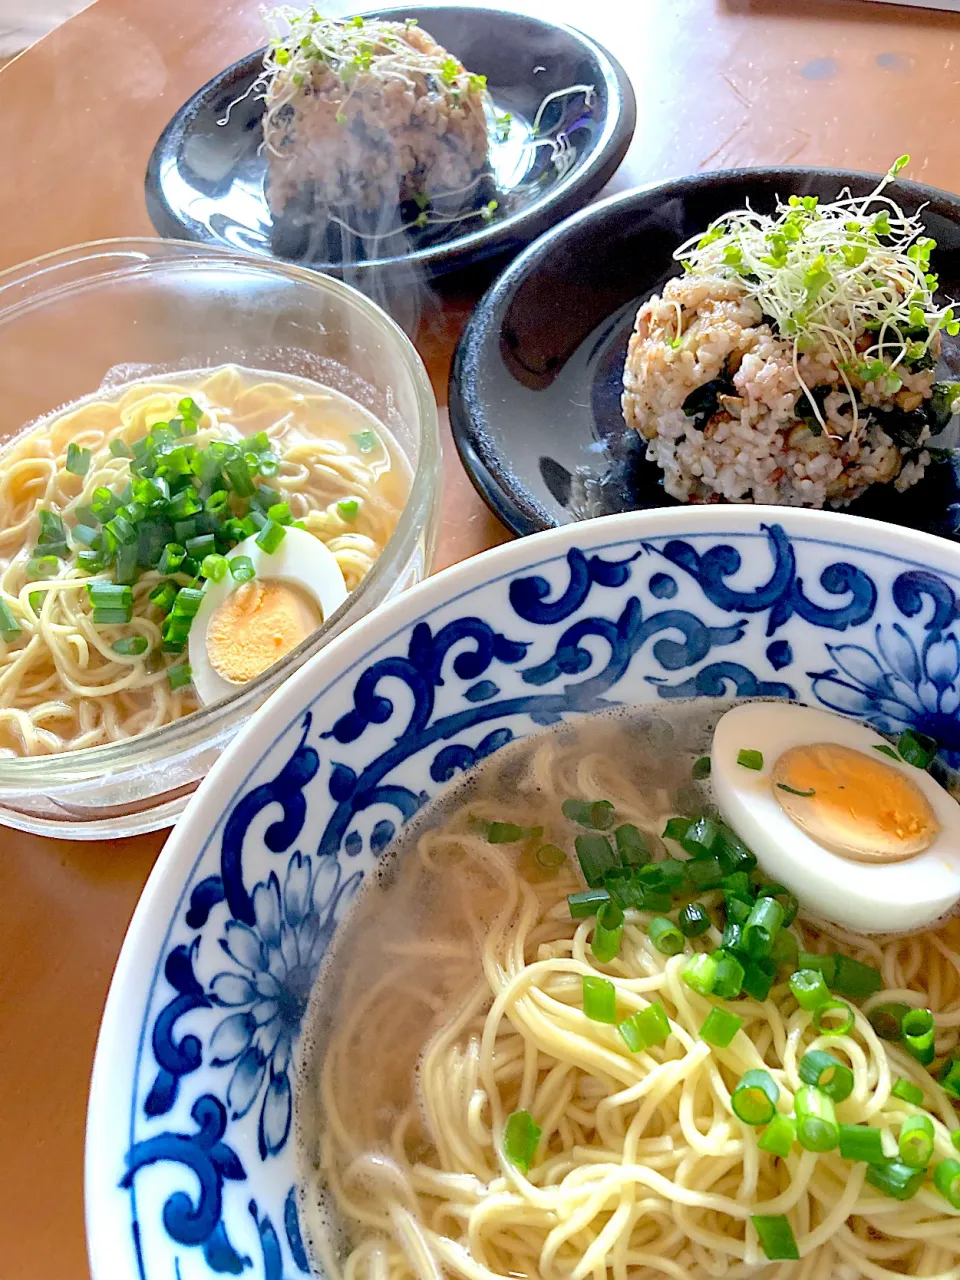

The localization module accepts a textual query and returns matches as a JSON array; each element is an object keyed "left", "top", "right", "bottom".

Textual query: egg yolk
[
  {"left": 771, "top": 742, "right": 939, "bottom": 863},
  {"left": 206, "top": 580, "right": 322, "bottom": 685}
]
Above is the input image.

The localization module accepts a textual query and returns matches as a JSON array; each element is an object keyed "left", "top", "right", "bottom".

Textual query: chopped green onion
[
  {"left": 691, "top": 755, "right": 711, "bottom": 779},
  {"left": 731, "top": 1069, "right": 779, "bottom": 1125},
  {"left": 178, "top": 397, "right": 201, "bottom": 421},
  {"left": 657, "top": 859, "right": 688, "bottom": 893},
  {"left": 682, "top": 952, "right": 718, "bottom": 996},
  {"left": 939, "top": 1056, "right": 960, "bottom": 1100},
  {"left": 832, "top": 954, "right": 882, "bottom": 999},
  {"left": 336, "top": 498, "right": 360, "bottom": 521},
  {"left": 866, "top": 1159, "right": 926, "bottom": 1201},
  {"left": 686, "top": 856, "right": 724, "bottom": 891},
  {"left": 646, "top": 915, "right": 684, "bottom": 956},
  {"left": 713, "top": 950, "right": 745, "bottom": 999},
  {"left": 869, "top": 1002, "right": 910, "bottom": 1042},
  {"left": 66, "top": 442, "right": 92, "bottom": 476},
  {"left": 795, "top": 1086, "right": 838, "bottom": 1152},
  {"left": 756, "top": 883, "right": 799, "bottom": 927},
  {"left": 721, "top": 870, "right": 753, "bottom": 902},
  {"left": 229, "top": 555, "right": 255, "bottom": 584},
  {"left": 618, "top": 1001, "right": 671, "bottom": 1053},
  {"left": 27, "top": 555, "right": 60, "bottom": 579},
  {"left": 741, "top": 956, "right": 777, "bottom": 1002},
  {"left": 87, "top": 582, "right": 132, "bottom": 610},
  {"left": 613, "top": 823, "right": 651, "bottom": 866},
  {"left": 603, "top": 870, "right": 643, "bottom": 910},
  {"left": 224, "top": 457, "right": 255, "bottom": 497},
  {"left": 896, "top": 728, "right": 938, "bottom": 770},
  {"left": 72, "top": 523, "right": 98, "bottom": 547},
  {"left": 953, "top": 1130, "right": 960, "bottom": 1153},
  {"left": 789, "top": 969, "right": 830, "bottom": 1011},
  {"left": 93, "top": 607, "right": 134, "bottom": 626},
  {"left": 158, "top": 543, "right": 186, "bottom": 575},
  {"left": 114, "top": 541, "right": 138, "bottom": 586},
  {"left": 37, "top": 510, "right": 66, "bottom": 544},
  {"left": 109, "top": 438, "right": 134, "bottom": 458},
  {"left": 582, "top": 975, "right": 617, "bottom": 1023},
  {"left": 873, "top": 743, "right": 901, "bottom": 761},
  {"left": 351, "top": 429, "right": 378, "bottom": 453},
  {"left": 934, "top": 1158, "right": 960, "bottom": 1209},
  {"left": 112, "top": 636, "right": 149, "bottom": 657},
  {"left": 640, "top": 887, "right": 672, "bottom": 913},
  {"left": 266, "top": 502, "right": 292, "bottom": 525},
  {"left": 201, "top": 554, "right": 228, "bottom": 582},
  {"left": 172, "top": 587, "right": 204, "bottom": 618},
  {"left": 742, "top": 897, "right": 784, "bottom": 959},
  {"left": 736, "top": 748, "right": 763, "bottom": 770},
  {"left": 149, "top": 581, "right": 178, "bottom": 613},
  {"left": 592, "top": 900, "right": 624, "bottom": 963},
  {"left": 771, "top": 928, "right": 799, "bottom": 972},
  {"left": 186, "top": 533, "right": 216, "bottom": 559},
  {"left": 700, "top": 1007, "right": 743, "bottom": 1048},
  {"left": 751, "top": 1214, "right": 799, "bottom": 1262},
  {"left": 798, "top": 951, "right": 836, "bottom": 986},
  {"left": 575, "top": 834, "right": 617, "bottom": 887},
  {"left": 568, "top": 888, "right": 609, "bottom": 918},
  {"left": 902, "top": 1007, "right": 935, "bottom": 1066},
  {"left": 678, "top": 902, "right": 710, "bottom": 937},
  {"left": 798, "top": 1050, "right": 854, "bottom": 1102},
  {"left": 892, "top": 1077, "right": 925, "bottom": 1106},
  {"left": 680, "top": 816, "right": 721, "bottom": 859},
  {"left": 776, "top": 782, "right": 815, "bottom": 797},
  {"left": 812, "top": 998, "right": 855, "bottom": 1037},
  {"left": 534, "top": 843, "right": 566, "bottom": 870},
  {"left": 485, "top": 822, "right": 543, "bottom": 843},
  {"left": 255, "top": 520, "right": 286, "bottom": 554},
  {"left": 898, "top": 1113, "right": 934, "bottom": 1167},
  {"left": 503, "top": 1109, "right": 540, "bottom": 1174},
  {"left": 662, "top": 816, "right": 691, "bottom": 843},
  {"left": 562, "top": 798, "right": 616, "bottom": 830},
  {"left": 758, "top": 1114, "right": 796, "bottom": 1158},
  {"left": 716, "top": 824, "right": 757, "bottom": 874},
  {"left": 0, "top": 601, "right": 21, "bottom": 643},
  {"left": 839, "top": 1123, "right": 885, "bottom": 1164}
]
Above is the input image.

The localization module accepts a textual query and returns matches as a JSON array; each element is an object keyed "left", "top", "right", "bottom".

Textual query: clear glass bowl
[{"left": 0, "top": 239, "right": 441, "bottom": 839}]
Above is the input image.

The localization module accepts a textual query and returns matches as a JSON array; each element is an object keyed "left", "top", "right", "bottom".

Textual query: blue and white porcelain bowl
[{"left": 86, "top": 506, "right": 960, "bottom": 1280}]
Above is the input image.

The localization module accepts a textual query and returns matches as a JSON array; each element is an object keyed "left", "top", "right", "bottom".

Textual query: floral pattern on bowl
[{"left": 86, "top": 507, "right": 960, "bottom": 1280}]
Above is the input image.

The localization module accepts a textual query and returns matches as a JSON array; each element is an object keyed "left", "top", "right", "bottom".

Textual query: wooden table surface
[{"left": 2, "top": 0, "right": 960, "bottom": 1275}]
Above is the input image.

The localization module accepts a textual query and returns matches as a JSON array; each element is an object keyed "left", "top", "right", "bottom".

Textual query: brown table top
[{"left": 2, "top": 0, "right": 960, "bottom": 1274}]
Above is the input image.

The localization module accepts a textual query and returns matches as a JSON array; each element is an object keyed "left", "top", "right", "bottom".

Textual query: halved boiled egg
[
  {"left": 188, "top": 527, "right": 348, "bottom": 706},
  {"left": 711, "top": 702, "right": 960, "bottom": 933}
]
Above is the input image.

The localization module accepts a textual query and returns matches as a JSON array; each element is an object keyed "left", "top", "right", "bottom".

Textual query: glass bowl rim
[{"left": 0, "top": 236, "right": 441, "bottom": 788}]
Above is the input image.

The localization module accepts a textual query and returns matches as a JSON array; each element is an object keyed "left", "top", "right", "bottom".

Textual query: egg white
[
  {"left": 710, "top": 702, "right": 960, "bottom": 933},
  {"left": 188, "top": 528, "right": 348, "bottom": 706}
]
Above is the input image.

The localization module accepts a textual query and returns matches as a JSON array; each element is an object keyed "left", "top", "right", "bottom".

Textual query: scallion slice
[
  {"left": 798, "top": 1050, "right": 854, "bottom": 1102},
  {"left": 562, "top": 797, "right": 616, "bottom": 831},
  {"left": 699, "top": 1007, "right": 743, "bottom": 1048},
  {"left": 898, "top": 1113, "right": 934, "bottom": 1168},
  {"left": 568, "top": 888, "right": 609, "bottom": 918},
  {"left": 110, "top": 438, "right": 134, "bottom": 459},
  {"left": 534, "top": 843, "right": 565, "bottom": 870},
  {"left": 832, "top": 954, "right": 882, "bottom": 999},
  {"left": 66, "top": 442, "right": 92, "bottom": 476},
  {"left": 662, "top": 816, "right": 691, "bottom": 843},
  {"left": 798, "top": 951, "right": 836, "bottom": 986},
  {"left": 647, "top": 915, "right": 684, "bottom": 956},
  {"left": 713, "top": 950, "right": 744, "bottom": 999},
  {"left": 691, "top": 755, "right": 711, "bottom": 779},
  {"left": 618, "top": 1001, "right": 670, "bottom": 1053},
  {"left": 743, "top": 896, "right": 784, "bottom": 959},
  {"left": 0, "top": 600, "right": 21, "bottom": 643},
  {"left": 614, "top": 823, "right": 651, "bottom": 866},
  {"left": 201, "top": 553, "right": 228, "bottom": 582},
  {"left": 255, "top": 519, "right": 286, "bottom": 554},
  {"left": 902, "top": 1007, "right": 935, "bottom": 1066},
  {"left": 112, "top": 636, "right": 149, "bottom": 657},
  {"left": 736, "top": 748, "right": 763, "bottom": 770},
  {"left": 686, "top": 856, "right": 724, "bottom": 892},
  {"left": 575, "top": 834, "right": 617, "bottom": 887},
  {"left": 592, "top": 900, "right": 624, "bottom": 964},
  {"left": 756, "top": 883, "right": 799, "bottom": 927},
  {"left": 790, "top": 968, "right": 830, "bottom": 1011},
  {"left": 582, "top": 975, "right": 616, "bottom": 1023},
  {"left": 892, "top": 1077, "right": 925, "bottom": 1106},
  {"left": 866, "top": 1159, "right": 926, "bottom": 1201},
  {"left": 229, "top": 555, "right": 255, "bottom": 584},
  {"left": 940, "top": 1056, "right": 960, "bottom": 1100},
  {"left": 812, "top": 998, "right": 855, "bottom": 1037},
  {"left": 869, "top": 1002, "right": 910, "bottom": 1042},
  {"left": 839, "top": 1123, "right": 885, "bottom": 1164},
  {"left": 731, "top": 1069, "right": 779, "bottom": 1125},
  {"left": 934, "top": 1158, "right": 960, "bottom": 1209},
  {"left": 751, "top": 1214, "right": 799, "bottom": 1262},
  {"left": 680, "top": 816, "right": 721, "bottom": 859},
  {"left": 678, "top": 902, "right": 710, "bottom": 937},
  {"left": 758, "top": 1114, "right": 795, "bottom": 1158},
  {"left": 896, "top": 727, "right": 938, "bottom": 769},
  {"left": 503, "top": 1109, "right": 541, "bottom": 1174},
  {"left": 682, "top": 952, "right": 717, "bottom": 996},
  {"left": 741, "top": 956, "right": 776, "bottom": 1002},
  {"left": 795, "top": 1086, "right": 838, "bottom": 1152},
  {"left": 27, "top": 555, "right": 60, "bottom": 579}
]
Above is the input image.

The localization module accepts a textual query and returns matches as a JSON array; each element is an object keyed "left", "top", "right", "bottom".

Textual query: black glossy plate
[
  {"left": 145, "top": 5, "right": 635, "bottom": 280},
  {"left": 449, "top": 169, "right": 960, "bottom": 538}
]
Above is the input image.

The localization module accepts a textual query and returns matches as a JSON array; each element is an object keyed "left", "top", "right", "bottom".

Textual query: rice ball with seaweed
[
  {"left": 262, "top": 11, "right": 493, "bottom": 239},
  {"left": 622, "top": 158, "right": 960, "bottom": 508}
]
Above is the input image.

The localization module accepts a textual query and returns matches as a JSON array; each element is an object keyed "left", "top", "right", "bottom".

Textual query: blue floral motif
[
  {"left": 812, "top": 623, "right": 960, "bottom": 763},
  {"left": 208, "top": 851, "right": 361, "bottom": 1160},
  {"left": 112, "top": 523, "right": 960, "bottom": 1280}
]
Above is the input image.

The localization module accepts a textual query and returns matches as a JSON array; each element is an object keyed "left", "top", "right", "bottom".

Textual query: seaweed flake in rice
[
  {"left": 621, "top": 159, "right": 960, "bottom": 508},
  {"left": 262, "top": 12, "right": 493, "bottom": 251}
]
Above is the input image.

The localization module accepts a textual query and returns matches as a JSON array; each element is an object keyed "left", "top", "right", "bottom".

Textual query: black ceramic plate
[
  {"left": 145, "top": 5, "right": 635, "bottom": 280},
  {"left": 449, "top": 169, "right": 960, "bottom": 538}
]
